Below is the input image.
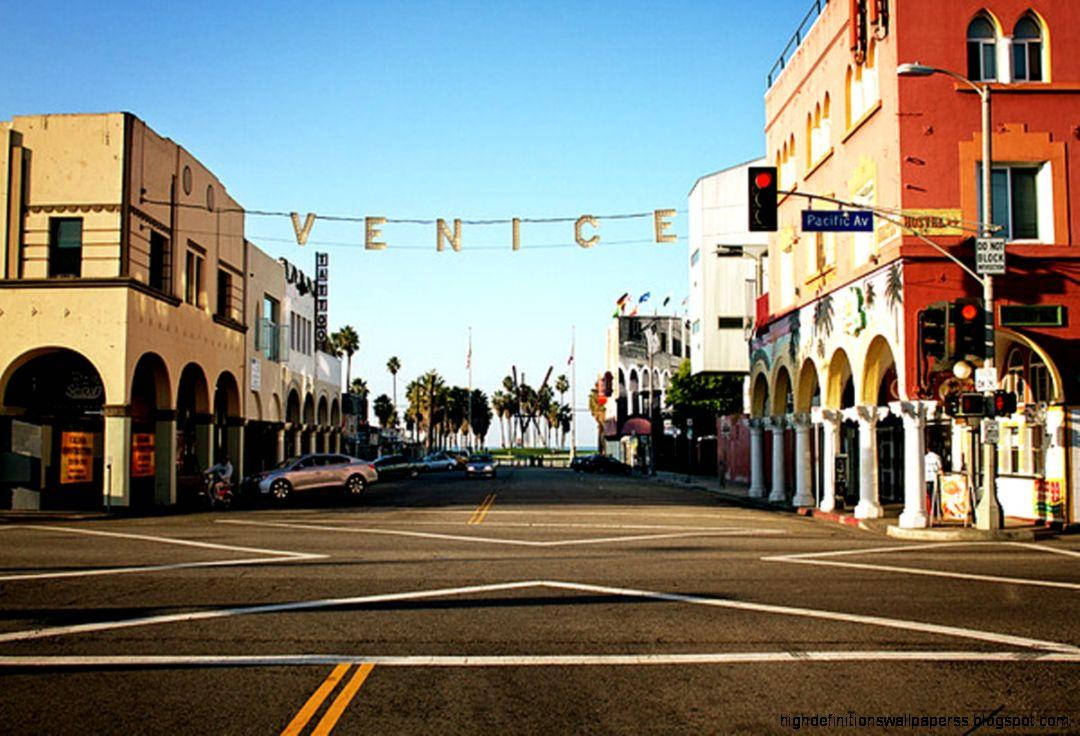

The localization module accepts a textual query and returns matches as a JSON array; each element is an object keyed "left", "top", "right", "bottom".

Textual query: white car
[{"left": 422, "top": 452, "right": 458, "bottom": 472}]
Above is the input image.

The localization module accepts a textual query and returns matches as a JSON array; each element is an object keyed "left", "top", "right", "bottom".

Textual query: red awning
[{"left": 620, "top": 417, "right": 652, "bottom": 436}]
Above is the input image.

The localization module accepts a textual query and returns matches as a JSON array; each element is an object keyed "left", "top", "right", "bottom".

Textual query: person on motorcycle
[{"left": 206, "top": 455, "right": 233, "bottom": 485}]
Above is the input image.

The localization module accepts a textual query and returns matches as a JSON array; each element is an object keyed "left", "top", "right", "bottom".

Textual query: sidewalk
[{"left": 651, "top": 470, "right": 1062, "bottom": 541}]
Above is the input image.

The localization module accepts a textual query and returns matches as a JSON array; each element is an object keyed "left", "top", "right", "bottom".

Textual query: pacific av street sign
[{"left": 801, "top": 210, "right": 874, "bottom": 232}]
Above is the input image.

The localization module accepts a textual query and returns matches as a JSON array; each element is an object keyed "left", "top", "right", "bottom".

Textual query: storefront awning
[{"left": 620, "top": 417, "right": 652, "bottom": 436}]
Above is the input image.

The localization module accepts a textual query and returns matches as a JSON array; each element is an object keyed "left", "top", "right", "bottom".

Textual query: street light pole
[{"left": 897, "top": 62, "right": 1001, "bottom": 530}]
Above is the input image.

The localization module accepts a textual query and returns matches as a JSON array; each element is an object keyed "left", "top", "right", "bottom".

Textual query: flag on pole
[
  {"left": 616, "top": 292, "right": 630, "bottom": 307},
  {"left": 662, "top": 293, "right": 672, "bottom": 307},
  {"left": 638, "top": 292, "right": 651, "bottom": 303},
  {"left": 681, "top": 296, "right": 688, "bottom": 307},
  {"left": 629, "top": 306, "right": 639, "bottom": 317},
  {"left": 466, "top": 339, "right": 471, "bottom": 370},
  {"left": 567, "top": 344, "right": 574, "bottom": 366}
]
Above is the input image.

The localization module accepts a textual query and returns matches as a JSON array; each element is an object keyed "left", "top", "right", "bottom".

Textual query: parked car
[
  {"left": 249, "top": 453, "right": 377, "bottom": 503},
  {"left": 422, "top": 452, "right": 458, "bottom": 472},
  {"left": 464, "top": 452, "right": 496, "bottom": 479},
  {"left": 372, "top": 454, "right": 421, "bottom": 480},
  {"left": 572, "top": 453, "right": 631, "bottom": 476},
  {"left": 570, "top": 454, "right": 599, "bottom": 472}
]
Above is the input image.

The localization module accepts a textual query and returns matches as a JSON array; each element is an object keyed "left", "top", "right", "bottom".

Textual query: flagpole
[
  {"left": 570, "top": 325, "right": 576, "bottom": 462},
  {"left": 468, "top": 326, "right": 473, "bottom": 450}
]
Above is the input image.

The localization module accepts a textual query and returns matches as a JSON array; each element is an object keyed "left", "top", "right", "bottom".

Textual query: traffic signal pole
[{"left": 975, "top": 82, "right": 1002, "bottom": 531}]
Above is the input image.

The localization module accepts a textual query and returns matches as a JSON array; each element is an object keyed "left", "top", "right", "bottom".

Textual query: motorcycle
[{"left": 199, "top": 470, "right": 234, "bottom": 509}]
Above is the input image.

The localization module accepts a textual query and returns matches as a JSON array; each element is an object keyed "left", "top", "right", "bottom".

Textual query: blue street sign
[{"left": 801, "top": 210, "right": 874, "bottom": 232}]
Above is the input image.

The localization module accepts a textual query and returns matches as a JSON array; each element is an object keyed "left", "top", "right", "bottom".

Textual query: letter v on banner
[{"left": 290, "top": 212, "right": 316, "bottom": 246}]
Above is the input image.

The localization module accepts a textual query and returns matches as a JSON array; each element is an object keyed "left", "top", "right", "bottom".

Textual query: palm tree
[
  {"left": 556, "top": 374, "right": 569, "bottom": 408},
  {"left": 373, "top": 394, "right": 394, "bottom": 428},
  {"left": 387, "top": 356, "right": 401, "bottom": 426},
  {"left": 350, "top": 377, "right": 368, "bottom": 398},
  {"left": 334, "top": 325, "right": 360, "bottom": 388}
]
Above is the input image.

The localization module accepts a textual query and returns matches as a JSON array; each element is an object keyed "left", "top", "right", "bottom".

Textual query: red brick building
[{"left": 748, "top": 0, "right": 1078, "bottom": 527}]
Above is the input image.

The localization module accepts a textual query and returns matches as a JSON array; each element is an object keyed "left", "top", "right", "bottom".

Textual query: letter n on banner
[{"left": 437, "top": 219, "right": 462, "bottom": 252}]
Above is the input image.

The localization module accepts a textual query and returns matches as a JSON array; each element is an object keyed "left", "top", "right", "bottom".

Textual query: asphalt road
[{"left": 1, "top": 467, "right": 1078, "bottom": 735}]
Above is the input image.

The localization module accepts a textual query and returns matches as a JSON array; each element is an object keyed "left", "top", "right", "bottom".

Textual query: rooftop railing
[{"left": 767, "top": 0, "right": 830, "bottom": 88}]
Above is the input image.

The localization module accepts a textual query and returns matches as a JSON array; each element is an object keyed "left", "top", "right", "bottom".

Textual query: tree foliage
[{"left": 664, "top": 359, "right": 743, "bottom": 427}]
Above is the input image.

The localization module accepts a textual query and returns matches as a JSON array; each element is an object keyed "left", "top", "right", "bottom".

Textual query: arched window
[
  {"left": 863, "top": 40, "right": 879, "bottom": 107},
  {"left": 967, "top": 15, "right": 998, "bottom": 82},
  {"left": 844, "top": 67, "right": 854, "bottom": 128},
  {"left": 1029, "top": 353, "right": 1049, "bottom": 403},
  {"left": 1005, "top": 348, "right": 1026, "bottom": 402},
  {"left": 821, "top": 93, "right": 832, "bottom": 147},
  {"left": 1013, "top": 15, "right": 1043, "bottom": 81},
  {"left": 805, "top": 112, "right": 814, "bottom": 168}
]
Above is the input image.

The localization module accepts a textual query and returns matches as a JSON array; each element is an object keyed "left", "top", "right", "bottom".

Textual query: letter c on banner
[{"left": 575, "top": 215, "right": 599, "bottom": 248}]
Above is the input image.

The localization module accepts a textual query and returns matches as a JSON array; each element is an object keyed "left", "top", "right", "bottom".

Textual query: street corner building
[
  {"left": 0, "top": 112, "right": 343, "bottom": 511},
  {"left": 744, "top": 0, "right": 1079, "bottom": 527}
]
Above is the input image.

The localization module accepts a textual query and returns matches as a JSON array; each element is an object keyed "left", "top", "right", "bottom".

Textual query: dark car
[
  {"left": 464, "top": 453, "right": 496, "bottom": 479},
  {"left": 573, "top": 454, "right": 631, "bottom": 476},
  {"left": 372, "top": 454, "right": 421, "bottom": 480},
  {"left": 249, "top": 453, "right": 377, "bottom": 503}
]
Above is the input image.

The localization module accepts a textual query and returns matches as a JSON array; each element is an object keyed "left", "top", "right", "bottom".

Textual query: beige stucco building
[{"left": 0, "top": 112, "right": 341, "bottom": 510}]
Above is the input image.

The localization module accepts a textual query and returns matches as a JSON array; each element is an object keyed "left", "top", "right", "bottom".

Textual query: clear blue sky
[{"left": 4, "top": 0, "right": 807, "bottom": 445}]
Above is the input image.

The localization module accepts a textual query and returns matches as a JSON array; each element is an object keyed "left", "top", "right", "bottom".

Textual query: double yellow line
[
  {"left": 468, "top": 493, "right": 497, "bottom": 525},
  {"left": 282, "top": 662, "right": 374, "bottom": 735}
]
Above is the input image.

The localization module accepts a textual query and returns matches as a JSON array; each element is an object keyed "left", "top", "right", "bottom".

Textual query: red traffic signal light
[
  {"left": 748, "top": 166, "right": 778, "bottom": 232},
  {"left": 992, "top": 390, "right": 1017, "bottom": 416}
]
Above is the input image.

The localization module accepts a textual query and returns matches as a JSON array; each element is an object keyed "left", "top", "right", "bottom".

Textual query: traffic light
[
  {"left": 748, "top": 166, "right": 778, "bottom": 232},
  {"left": 953, "top": 298, "right": 984, "bottom": 359},
  {"left": 991, "top": 390, "right": 1017, "bottom": 417},
  {"left": 918, "top": 304, "right": 948, "bottom": 361},
  {"left": 945, "top": 392, "right": 988, "bottom": 417}
]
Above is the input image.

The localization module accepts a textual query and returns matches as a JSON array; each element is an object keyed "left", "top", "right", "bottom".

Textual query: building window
[
  {"left": 780, "top": 134, "right": 796, "bottom": 188},
  {"left": 845, "top": 45, "right": 879, "bottom": 129},
  {"left": 1005, "top": 349, "right": 1026, "bottom": 403},
  {"left": 184, "top": 248, "right": 204, "bottom": 307},
  {"left": 977, "top": 164, "right": 1047, "bottom": 241},
  {"left": 148, "top": 230, "right": 169, "bottom": 292},
  {"left": 1029, "top": 354, "right": 1049, "bottom": 403},
  {"left": 1012, "top": 15, "right": 1043, "bottom": 82},
  {"left": 691, "top": 319, "right": 700, "bottom": 335},
  {"left": 808, "top": 95, "right": 831, "bottom": 166},
  {"left": 259, "top": 295, "right": 281, "bottom": 362},
  {"left": 48, "top": 218, "right": 82, "bottom": 278},
  {"left": 216, "top": 269, "right": 233, "bottom": 320},
  {"left": 852, "top": 180, "right": 875, "bottom": 264},
  {"left": 967, "top": 16, "right": 998, "bottom": 82}
]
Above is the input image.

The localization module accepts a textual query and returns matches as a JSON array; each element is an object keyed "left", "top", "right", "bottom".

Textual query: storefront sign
[
  {"left": 939, "top": 472, "right": 971, "bottom": 523},
  {"left": 279, "top": 258, "right": 315, "bottom": 295},
  {"left": 60, "top": 431, "right": 94, "bottom": 484},
  {"left": 131, "top": 433, "right": 155, "bottom": 478},
  {"left": 315, "top": 252, "right": 329, "bottom": 349},
  {"left": 901, "top": 209, "right": 963, "bottom": 236},
  {"left": 250, "top": 357, "right": 261, "bottom": 392}
]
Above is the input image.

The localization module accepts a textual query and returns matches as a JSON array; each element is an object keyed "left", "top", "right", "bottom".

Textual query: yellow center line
[
  {"left": 311, "top": 662, "right": 375, "bottom": 735},
  {"left": 468, "top": 493, "right": 497, "bottom": 525},
  {"left": 281, "top": 662, "right": 351, "bottom": 736}
]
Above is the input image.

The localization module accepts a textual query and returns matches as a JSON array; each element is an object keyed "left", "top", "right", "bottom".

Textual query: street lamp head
[{"left": 897, "top": 62, "right": 937, "bottom": 77}]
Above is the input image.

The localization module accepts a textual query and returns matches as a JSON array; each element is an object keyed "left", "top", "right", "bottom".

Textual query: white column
[
  {"left": 891, "top": 400, "right": 932, "bottom": 529},
  {"left": 276, "top": 428, "right": 286, "bottom": 463},
  {"left": 748, "top": 418, "right": 766, "bottom": 498},
  {"left": 103, "top": 414, "right": 132, "bottom": 508},
  {"left": 293, "top": 426, "right": 302, "bottom": 457},
  {"left": 813, "top": 408, "right": 840, "bottom": 512},
  {"left": 848, "top": 405, "right": 887, "bottom": 519},
  {"left": 791, "top": 413, "right": 815, "bottom": 507},
  {"left": 768, "top": 416, "right": 786, "bottom": 504}
]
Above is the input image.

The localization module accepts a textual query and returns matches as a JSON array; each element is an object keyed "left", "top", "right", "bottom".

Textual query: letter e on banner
[
  {"left": 653, "top": 209, "right": 676, "bottom": 243},
  {"left": 365, "top": 217, "right": 387, "bottom": 250}
]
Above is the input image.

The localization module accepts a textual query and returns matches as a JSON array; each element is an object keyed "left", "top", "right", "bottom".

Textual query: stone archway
[
  {"left": 176, "top": 363, "right": 211, "bottom": 504},
  {"left": 1, "top": 348, "right": 106, "bottom": 510},
  {"left": 213, "top": 372, "right": 242, "bottom": 481},
  {"left": 130, "top": 352, "right": 172, "bottom": 508}
]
